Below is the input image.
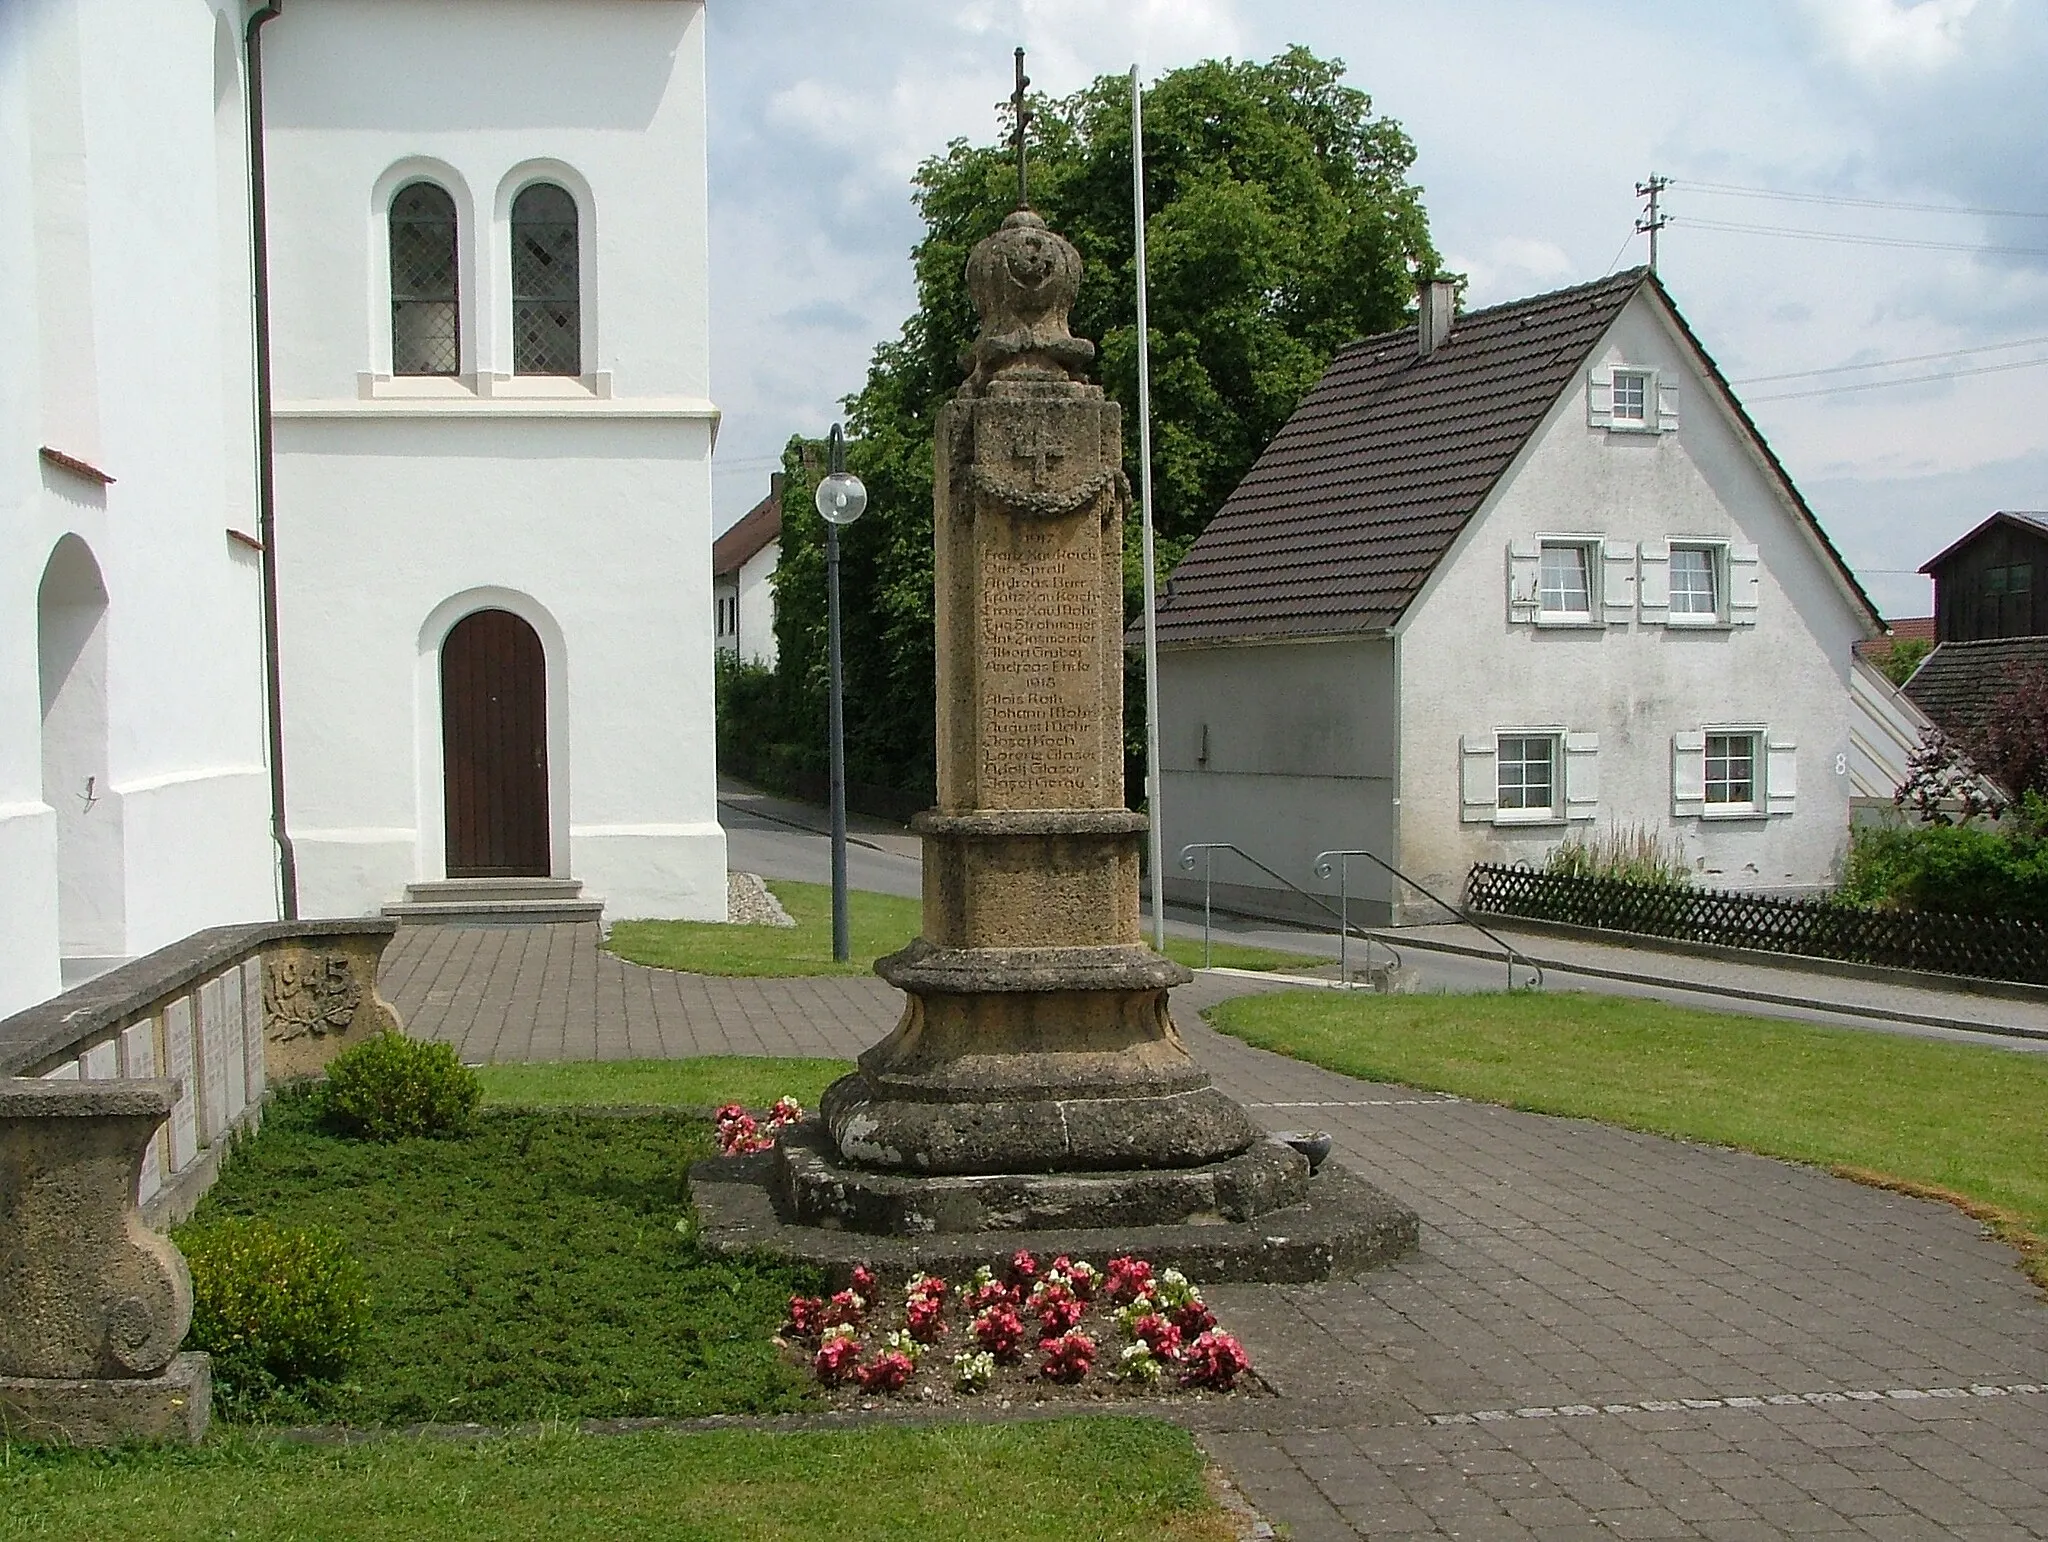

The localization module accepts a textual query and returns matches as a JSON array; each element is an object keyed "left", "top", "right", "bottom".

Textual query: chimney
[
  {"left": 1417, "top": 275, "right": 1456, "bottom": 358},
  {"left": 770, "top": 471, "right": 786, "bottom": 499}
]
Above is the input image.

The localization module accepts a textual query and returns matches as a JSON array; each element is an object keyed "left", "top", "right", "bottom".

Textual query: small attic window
[{"left": 1611, "top": 369, "right": 1650, "bottom": 425}]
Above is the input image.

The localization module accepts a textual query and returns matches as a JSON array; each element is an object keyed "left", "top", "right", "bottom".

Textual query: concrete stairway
[{"left": 380, "top": 878, "right": 603, "bottom": 926}]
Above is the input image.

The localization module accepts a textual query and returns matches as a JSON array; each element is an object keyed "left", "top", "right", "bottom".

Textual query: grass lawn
[
  {"left": 0, "top": 1419, "right": 1233, "bottom": 1542},
  {"left": 474, "top": 1056, "right": 850, "bottom": 1112},
  {"left": 608, "top": 879, "right": 1309, "bottom": 976},
  {"left": 1209, "top": 989, "right": 2048, "bottom": 1286},
  {"left": 179, "top": 1091, "right": 820, "bottom": 1426}
]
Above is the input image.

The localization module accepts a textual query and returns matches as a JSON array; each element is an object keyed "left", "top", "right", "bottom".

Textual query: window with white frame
[
  {"left": 1497, "top": 734, "right": 1557, "bottom": 817},
  {"left": 1462, "top": 730, "right": 1600, "bottom": 824},
  {"left": 1611, "top": 369, "right": 1650, "bottom": 426},
  {"left": 1668, "top": 544, "right": 1720, "bottom": 619},
  {"left": 716, "top": 594, "right": 737, "bottom": 638},
  {"left": 1704, "top": 731, "right": 1756, "bottom": 810},
  {"left": 1537, "top": 541, "right": 1594, "bottom": 620},
  {"left": 1672, "top": 728, "right": 1795, "bottom": 818}
]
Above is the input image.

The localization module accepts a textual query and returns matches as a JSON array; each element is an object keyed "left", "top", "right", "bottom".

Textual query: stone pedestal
[
  {"left": 0, "top": 1078, "right": 210, "bottom": 1444},
  {"left": 728, "top": 205, "right": 1414, "bottom": 1280}
]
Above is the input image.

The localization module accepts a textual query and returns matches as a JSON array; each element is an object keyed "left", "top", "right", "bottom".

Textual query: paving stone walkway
[{"left": 380, "top": 925, "right": 2048, "bottom": 1540}]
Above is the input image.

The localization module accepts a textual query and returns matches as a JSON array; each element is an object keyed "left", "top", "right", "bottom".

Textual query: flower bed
[{"left": 775, "top": 1250, "right": 1262, "bottom": 1407}]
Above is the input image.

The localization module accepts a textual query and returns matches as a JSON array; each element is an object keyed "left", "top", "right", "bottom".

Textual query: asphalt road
[{"left": 715, "top": 782, "right": 2046, "bottom": 1055}]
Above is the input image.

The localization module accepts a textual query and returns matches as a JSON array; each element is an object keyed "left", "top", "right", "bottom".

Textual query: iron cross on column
[{"left": 1011, "top": 47, "right": 1033, "bottom": 209}]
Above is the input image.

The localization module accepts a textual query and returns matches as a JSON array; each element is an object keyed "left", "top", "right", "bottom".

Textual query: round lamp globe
[{"left": 815, "top": 472, "right": 868, "bottom": 526}]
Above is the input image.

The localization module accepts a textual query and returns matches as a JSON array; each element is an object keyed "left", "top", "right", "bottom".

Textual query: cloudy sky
[{"left": 704, "top": 0, "right": 2048, "bottom": 619}]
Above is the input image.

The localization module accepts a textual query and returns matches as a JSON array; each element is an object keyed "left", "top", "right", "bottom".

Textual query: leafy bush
[
  {"left": 1873, "top": 636, "right": 1931, "bottom": 687},
  {"left": 321, "top": 1031, "right": 481, "bottom": 1140},
  {"left": 178, "top": 1217, "right": 370, "bottom": 1419},
  {"left": 1544, "top": 824, "right": 1692, "bottom": 888},
  {"left": 1840, "top": 817, "right": 2048, "bottom": 921}
]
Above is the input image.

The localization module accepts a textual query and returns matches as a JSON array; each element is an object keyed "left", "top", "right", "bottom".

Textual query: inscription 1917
[{"left": 978, "top": 526, "right": 1098, "bottom": 803}]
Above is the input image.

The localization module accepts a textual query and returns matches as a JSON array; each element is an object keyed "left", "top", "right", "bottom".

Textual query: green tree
[
  {"left": 764, "top": 48, "right": 1439, "bottom": 800},
  {"left": 1875, "top": 636, "right": 1931, "bottom": 687}
]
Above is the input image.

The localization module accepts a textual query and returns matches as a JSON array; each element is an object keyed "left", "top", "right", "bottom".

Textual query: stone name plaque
[{"left": 974, "top": 520, "right": 1102, "bottom": 807}]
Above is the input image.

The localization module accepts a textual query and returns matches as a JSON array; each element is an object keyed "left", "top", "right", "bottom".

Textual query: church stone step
[{"left": 382, "top": 878, "right": 601, "bottom": 926}]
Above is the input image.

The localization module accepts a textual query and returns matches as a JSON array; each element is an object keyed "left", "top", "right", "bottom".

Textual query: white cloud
[
  {"left": 1798, "top": 0, "right": 1985, "bottom": 75},
  {"left": 1450, "top": 238, "right": 1576, "bottom": 307}
]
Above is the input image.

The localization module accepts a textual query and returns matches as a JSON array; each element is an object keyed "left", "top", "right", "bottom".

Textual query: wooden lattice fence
[{"left": 1465, "top": 862, "right": 2048, "bottom": 986}]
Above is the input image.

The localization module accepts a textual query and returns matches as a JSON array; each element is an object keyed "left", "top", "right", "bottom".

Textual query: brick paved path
[{"left": 381, "top": 926, "right": 2048, "bottom": 1539}]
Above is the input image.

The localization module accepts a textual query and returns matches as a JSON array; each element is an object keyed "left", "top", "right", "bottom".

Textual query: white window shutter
[
  {"left": 1461, "top": 733, "right": 1498, "bottom": 823},
  {"left": 1728, "top": 543, "right": 1760, "bottom": 624},
  {"left": 1506, "top": 540, "right": 1541, "bottom": 623},
  {"left": 1587, "top": 367, "right": 1614, "bottom": 428},
  {"left": 1766, "top": 737, "right": 1798, "bottom": 815},
  {"left": 1638, "top": 539, "right": 1670, "bottom": 623},
  {"left": 1656, "top": 376, "right": 1680, "bottom": 432},
  {"left": 1564, "top": 733, "right": 1600, "bottom": 821},
  {"left": 1601, "top": 540, "right": 1636, "bottom": 624},
  {"left": 1672, "top": 730, "right": 1705, "bottom": 817}
]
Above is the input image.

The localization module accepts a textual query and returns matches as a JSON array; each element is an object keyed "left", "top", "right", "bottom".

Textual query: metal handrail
[
  {"left": 1316, "top": 847, "right": 1541, "bottom": 991},
  {"left": 1176, "top": 842, "right": 1400, "bottom": 981}
]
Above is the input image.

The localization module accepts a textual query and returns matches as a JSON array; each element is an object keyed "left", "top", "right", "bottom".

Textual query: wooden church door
[{"left": 441, "top": 609, "right": 550, "bottom": 878}]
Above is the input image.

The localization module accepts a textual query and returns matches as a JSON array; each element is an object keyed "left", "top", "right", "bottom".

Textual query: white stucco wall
[
  {"left": 736, "top": 540, "right": 779, "bottom": 666},
  {"left": 1395, "top": 290, "right": 1875, "bottom": 900},
  {"left": 1157, "top": 639, "right": 1399, "bottom": 924},
  {"left": 0, "top": 0, "right": 274, "bottom": 1017},
  {"left": 263, "top": 0, "right": 724, "bottom": 922}
]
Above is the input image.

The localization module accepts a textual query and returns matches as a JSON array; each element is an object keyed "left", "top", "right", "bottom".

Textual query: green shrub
[
  {"left": 1545, "top": 824, "right": 1692, "bottom": 888},
  {"left": 322, "top": 1031, "right": 481, "bottom": 1140},
  {"left": 1840, "top": 821, "right": 2048, "bottom": 921},
  {"left": 178, "top": 1217, "right": 370, "bottom": 1419}
]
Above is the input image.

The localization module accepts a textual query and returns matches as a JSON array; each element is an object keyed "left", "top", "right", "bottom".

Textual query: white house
[
  {"left": 1151, "top": 271, "right": 1883, "bottom": 925},
  {"left": 262, "top": 0, "right": 724, "bottom": 923},
  {"left": 1, "top": 0, "right": 275, "bottom": 1016},
  {"left": 1, "top": 0, "right": 723, "bottom": 1016},
  {"left": 713, "top": 474, "right": 782, "bottom": 666}
]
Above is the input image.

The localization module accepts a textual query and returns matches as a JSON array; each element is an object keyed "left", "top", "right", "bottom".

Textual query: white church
[{"left": 1, "top": 0, "right": 725, "bottom": 1018}]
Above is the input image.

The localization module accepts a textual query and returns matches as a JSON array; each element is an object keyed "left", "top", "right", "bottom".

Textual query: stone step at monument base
[
  {"left": 381, "top": 878, "right": 602, "bottom": 926},
  {"left": 690, "top": 1143, "right": 1419, "bottom": 1287},
  {"left": 774, "top": 1120, "right": 1308, "bottom": 1234},
  {"left": 0, "top": 1353, "right": 211, "bottom": 1447}
]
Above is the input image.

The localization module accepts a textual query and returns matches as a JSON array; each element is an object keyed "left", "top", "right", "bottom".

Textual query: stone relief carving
[{"left": 263, "top": 953, "right": 360, "bottom": 1043}]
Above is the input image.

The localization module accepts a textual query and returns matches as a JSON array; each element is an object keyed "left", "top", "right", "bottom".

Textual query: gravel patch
[{"left": 727, "top": 872, "right": 797, "bottom": 927}]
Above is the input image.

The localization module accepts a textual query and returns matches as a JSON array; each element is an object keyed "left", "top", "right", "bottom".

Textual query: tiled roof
[
  {"left": 1901, "top": 637, "right": 2048, "bottom": 734},
  {"left": 1853, "top": 616, "right": 1935, "bottom": 661},
  {"left": 1919, "top": 510, "right": 2048, "bottom": 574},
  {"left": 1149, "top": 269, "right": 1880, "bottom": 646},
  {"left": 712, "top": 478, "right": 782, "bottom": 577}
]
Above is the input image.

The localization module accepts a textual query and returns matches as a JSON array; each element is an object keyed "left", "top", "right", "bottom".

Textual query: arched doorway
[
  {"left": 440, "top": 608, "right": 550, "bottom": 877},
  {"left": 38, "top": 536, "right": 125, "bottom": 967}
]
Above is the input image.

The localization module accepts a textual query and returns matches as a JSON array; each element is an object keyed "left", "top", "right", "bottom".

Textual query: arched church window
[
  {"left": 389, "top": 181, "right": 460, "bottom": 376},
  {"left": 511, "top": 183, "right": 581, "bottom": 376}
]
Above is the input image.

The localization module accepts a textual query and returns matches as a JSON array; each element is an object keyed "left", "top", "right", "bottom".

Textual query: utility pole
[{"left": 1635, "top": 174, "right": 1670, "bottom": 273}]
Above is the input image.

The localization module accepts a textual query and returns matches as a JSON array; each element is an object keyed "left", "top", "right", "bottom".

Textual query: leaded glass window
[
  {"left": 390, "top": 182, "right": 459, "bottom": 376},
  {"left": 512, "top": 183, "right": 580, "bottom": 375}
]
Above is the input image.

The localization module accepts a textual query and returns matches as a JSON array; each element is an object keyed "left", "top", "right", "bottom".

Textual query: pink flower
[
  {"left": 973, "top": 1303, "right": 1026, "bottom": 1363},
  {"left": 1065, "top": 1260, "right": 1099, "bottom": 1300},
  {"left": 820, "top": 1289, "right": 866, "bottom": 1329},
  {"left": 849, "top": 1265, "right": 879, "bottom": 1301},
  {"left": 906, "top": 1295, "right": 946, "bottom": 1344},
  {"left": 1179, "top": 1330, "right": 1251, "bottom": 1391},
  {"left": 965, "top": 1280, "right": 1015, "bottom": 1314},
  {"left": 1130, "top": 1312, "right": 1182, "bottom": 1361},
  {"left": 1033, "top": 1283, "right": 1084, "bottom": 1338},
  {"left": 783, "top": 1294, "right": 825, "bottom": 1342},
  {"left": 1005, "top": 1249, "right": 1039, "bottom": 1291},
  {"left": 1105, "top": 1255, "right": 1154, "bottom": 1306},
  {"left": 812, "top": 1333, "right": 862, "bottom": 1386},
  {"left": 767, "top": 1096, "right": 805, "bottom": 1129},
  {"left": 854, "top": 1350, "right": 915, "bottom": 1394},
  {"left": 1038, "top": 1330, "right": 1096, "bottom": 1383},
  {"left": 1169, "top": 1299, "right": 1216, "bottom": 1341},
  {"left": 905, "top": 1273, "right": 948, "bottom": 1305}
]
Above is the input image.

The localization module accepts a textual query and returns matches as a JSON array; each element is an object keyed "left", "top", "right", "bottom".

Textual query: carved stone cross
[{"left": 1011, "top": 419, "right": 1065, "bottom": 486}]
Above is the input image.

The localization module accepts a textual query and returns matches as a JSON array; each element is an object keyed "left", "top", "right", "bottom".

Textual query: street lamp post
[{"left": 815, "top": 423, "right": 868, "bottom": 963}]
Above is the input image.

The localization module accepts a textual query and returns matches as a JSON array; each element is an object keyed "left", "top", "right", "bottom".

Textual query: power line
[
  {"left": 1731, "top": 335, "right": 2048, "bottom": 386},
  {"left": 1745, "top": 353, "right": 2048, "bottom": 403},
  {"left": 1675, "top": 216, "right": 2048, "bottom": 259},
  {"left": 1674, "top": 179, "right": 2048, "bottom": 221}
]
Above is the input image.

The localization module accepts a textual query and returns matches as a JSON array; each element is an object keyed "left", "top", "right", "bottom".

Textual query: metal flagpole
[{"left": 1131, "top": 65, "right": 1167, "bottom": 955}]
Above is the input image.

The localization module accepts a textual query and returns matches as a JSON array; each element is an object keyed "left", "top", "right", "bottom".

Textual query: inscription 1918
[{"left": 978, "top": 527, "right": 1098, "bottom": 802}]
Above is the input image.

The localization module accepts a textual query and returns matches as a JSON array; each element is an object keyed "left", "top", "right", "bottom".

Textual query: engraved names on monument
[{"left": 977, "top": 521, "right": 1101, "bottom": 805}]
